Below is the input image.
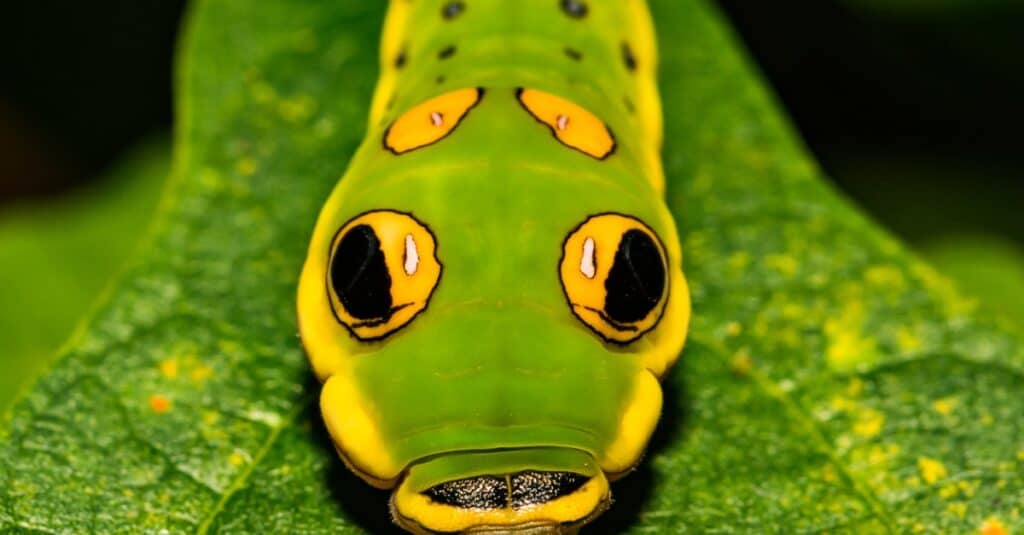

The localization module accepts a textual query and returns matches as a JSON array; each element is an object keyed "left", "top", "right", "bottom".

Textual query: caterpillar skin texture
[{"left": 296, "top": 1, "right": 691, "bottom": 533}]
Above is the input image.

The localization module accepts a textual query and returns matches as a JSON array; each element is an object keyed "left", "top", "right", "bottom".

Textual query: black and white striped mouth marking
[{"left": 423, "top": 471, "right": 590, "bottom": 510}]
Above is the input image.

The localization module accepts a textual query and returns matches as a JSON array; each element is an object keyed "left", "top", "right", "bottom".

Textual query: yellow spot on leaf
[
  {"left": 958, "top": 480, "right": 979, "bottom": 498},
  {"left": 831, "top": 395, "right": 857, "bottom": 413},
  {"left": 980, "top": 517, "right": 1008, "bottom": 535},
  {"left": 822, "top": 463, "right": 838, "bottom": 483},
  {"left": 730, "top": 350, "right": 753, "bottom": 377},
  {"left": 918, "top": 457, "right": 948, "bottom": 484},
  {"left": 203, "top": 411, "right": 220, "bottom": 425},
  {"left": 825, "top": 301, "right": 878, "bottom": 373},
  {"left": 765, "top": 254, "right": 798, "bottom": 277},
  {"left": 896, "top": 326, "right": 923, "bottom": 352},
  {"left": 1017, "top": 449, "right": 1024, "bottom": 462},
  {"left": 845, "top": 377, "right": 864, "bottom": 397},
  {"left": 229, "top": 452, "right": 246, "bottom": 467},
  {"left": 236, "top": 158, "right": 257, "bottom": 176},
  {"left": 727, "top": 251, "right": 751, "bottom": 273},
  {"left": 865, "top": 265, "right": 906, "bottom": 290},
  {"left": 932, "top": 397, "right": 958, "bottom": 415},
  {"left": 912, "top": 523, "right": 926, "bottom": 533},
  {"left": 190, "top": 364, "right": 214, "bottom": 383},
  {"left": 939, "top": 483, "right": 959, "bottom": 499},
  {"left": 149, "top": 395, "right": 171, "bottom": 413},
  {"left": 854, "top": 408, "right": 885, "bottom": 438},
  {"left": 947, "top": 502, "right": 967, "bottom": 519},
  {"left": 725, "top": 321, "right": 742, "bottom": 337},
  {"left": 158, "top": 359, "right": 178, "bottom": 379},
  {"left": 278, "top": 95, "right": 317, "bottom": 123}
]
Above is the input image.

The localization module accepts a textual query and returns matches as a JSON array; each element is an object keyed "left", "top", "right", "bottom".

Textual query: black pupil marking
[
  {"left": 331, "top": 224, "right": 393, "bottom": 320},
  {"left": 424, "top": 476, "right": 507, "bottom": 509},
  {"left": 438, "top": 45, "right": 456, "bottom": 59},
  {"left": 622, "top": 42, "right": 637, "bottom": 71},
  {"left": 394, "top": 51, "right": 407, "bottom": 68},
  {"left": 604, "top": 229, "right": 665, "bottom": 324},
  {"left": 561, "top": 0, "right": 588, "bottom": 18},
  {"left": 442, "top": 1, "right": 465, "bottom": 19},
  {"left": 510, "top": 472, "right": 589, "bottom": 508},
  {"left": 564, "top": 47, "right": 582, "bottom": 61},
  {"left": 422, "top": 472, "right": 589, "bottom": 509}
]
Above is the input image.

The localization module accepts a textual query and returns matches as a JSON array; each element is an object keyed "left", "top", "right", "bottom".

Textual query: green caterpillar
[{"left": 297, "top": 1, "right": 691, "bottom": 532}]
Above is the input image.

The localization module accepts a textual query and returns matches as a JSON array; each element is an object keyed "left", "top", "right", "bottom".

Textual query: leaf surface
[{"left": 2, "top": 1, "right": 1022, "bottom": 533}]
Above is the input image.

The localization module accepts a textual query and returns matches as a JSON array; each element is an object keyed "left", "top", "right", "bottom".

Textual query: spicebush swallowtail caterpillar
[{"left": 297, "top": 1, "right": 691, "bottom": 532}]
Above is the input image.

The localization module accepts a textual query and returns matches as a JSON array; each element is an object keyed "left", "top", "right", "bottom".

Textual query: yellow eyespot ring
[
  {"left": 384, "top": 87, "right": 484, "bottom": 154},
  {"left": 559, "top": 213, "right": 669, "bottom": 344},
  {"left": 326, "top": 210, "right": 442, "bottom": 341},
  {"left": 516, "top": 87, "right": 616, "bottom": 160}
]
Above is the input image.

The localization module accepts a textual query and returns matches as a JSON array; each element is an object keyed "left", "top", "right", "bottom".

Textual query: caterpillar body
[{"left": 297, "top": 1, "right": 691, "bottom": 532}]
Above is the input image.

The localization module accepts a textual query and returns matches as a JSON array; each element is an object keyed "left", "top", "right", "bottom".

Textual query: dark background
[{"left": 1, "top": 1, "right": 1021, "bottom": 246}]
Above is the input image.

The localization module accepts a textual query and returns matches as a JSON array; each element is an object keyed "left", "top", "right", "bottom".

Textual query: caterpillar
[{"left": 297, "top": 1, "right": 691, "bottom": 533}]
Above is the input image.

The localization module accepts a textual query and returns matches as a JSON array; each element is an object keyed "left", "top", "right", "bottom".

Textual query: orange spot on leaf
[
  {"left": 980, "top": 517, "right": 1008, "bottom": 535},
  {"left": 149, "top": 395, "right": 171, "bottom": 413}
]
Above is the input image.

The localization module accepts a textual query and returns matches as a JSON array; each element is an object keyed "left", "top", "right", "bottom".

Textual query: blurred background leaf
[
  {"left": 0, "top": 138, "right": 168, "bottom": 409},
  {"left": 921, "top": 234, "right": 1024, "bottom": 322}
]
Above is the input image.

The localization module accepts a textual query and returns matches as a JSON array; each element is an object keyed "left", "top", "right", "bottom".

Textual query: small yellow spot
[
  {"left": 158, "top": 358, "right": 178, "bottom": 379},
  {"left": 730, "top": 350, "right": 753, "bottom": 377},
  {"left": 865, "top": 265, "right": 906, "bottom": 290},
  {"left": 765, "top": 254, "right": 798, "bottom": 277},
  {"left": 727, "top": 251, "right": 751, "bottom": 273},
  {"left": 202, "top": 411, "right": 220, "bottom": 425},
  {"left": 229, "top": 452, "right": 246, "bottom": 467},
  {"left": 947, "top": 502, "right": 967, "bottom": 519},
  {"left": 236, "top": 158, "right": 257, "bottom": 176},
  {"left": 831, "top": 395, "right": 857, "bottom": 413},
  {"left": 149, "top": 395, "right": 171, "bottom": 413},
  {"left": 251, "top": 82, "right": 277, "bottom": 104},
  {"left": 278, "top": 95, "right": 317, "bottom": 123},
  {"left": 845, "top": 377, "right": 864, "bottom": 397},
  {"left": 932, "top": 397, "right": 957, "bottom": 416},
  {"left": 912, "top": 523, "right": 926, "bottom": 533},
  {"left": 896, "top": 326, "right": 922, "bottom": 352},
  {"left": 821, "top": 463, "right": 839, "bottom": 483},
  {"left": 939, "top": 483, "right": 960, "bottom": 499},
  {"left": 918, "top": 457, "right": 948, "bottom": 484},
  {"left": 190, "top": 364, "right": 214, "bottom": 382},
  {"left": 854, "top": 408, "right": 885, "bottom": 438},
  {"left": 981, "top": 412, "right": 994, "bottom": 426},
  {"left": 725, "top": 321, "right": 742, "bottom": 337},
  {"left": 825, "top": 301, "right": 878, "bottom": 373},
  {"left": 1017, "top": 449, "right": 1024, "bottom": 462},
  {"left": 958, "top": 480, "right": 979, "bottom": 498},
  {"left": 979, "top": 517, "right": 1008, "bottom": 535}
]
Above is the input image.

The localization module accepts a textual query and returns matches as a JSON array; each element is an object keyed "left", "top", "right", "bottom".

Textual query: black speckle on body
[
  {"left": 423, "top": 476, "right": 508, "bottom": 509},
  {"left": 561, "top": 0, "right": 588, "bottom": 18},
  {"left": 510, "top": 472, "right": 589, "bottom": 508},
  {"left": 394, "top": 50, "right": 407, "bottom": 68},
  {"left": 564, "top": 47, "right": 582, "bottom": 61},
  {"left": 442, "top": 1, "right": 466, "bottom": 19},
  {"left": 438, "top": 45, "right": 456, "bottom": 60},
  {"left": 622, "top": 42, "right": 637, "bottom": 71}
]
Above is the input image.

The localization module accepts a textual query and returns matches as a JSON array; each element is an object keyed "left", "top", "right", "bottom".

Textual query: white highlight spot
[
  {"left": 404, "top": 234, "right": 420, "bottom": 276},
  {"left": 430, "top": 111, "right": 444, "bottom": 127},
  {"left": 556, "top": 114, "right": 570, "bottom": 131},
  {"left": 580, "top": 237, "right": 596, "bottom": 279}
]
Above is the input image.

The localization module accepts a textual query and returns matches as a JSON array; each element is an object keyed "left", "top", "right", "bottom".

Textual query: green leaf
[
  {"left": 2, "top": 1, "right": 1022, "bottom": 533},
  {"left": 0, "top": 137, "right": 168, "bottom": 410}
]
